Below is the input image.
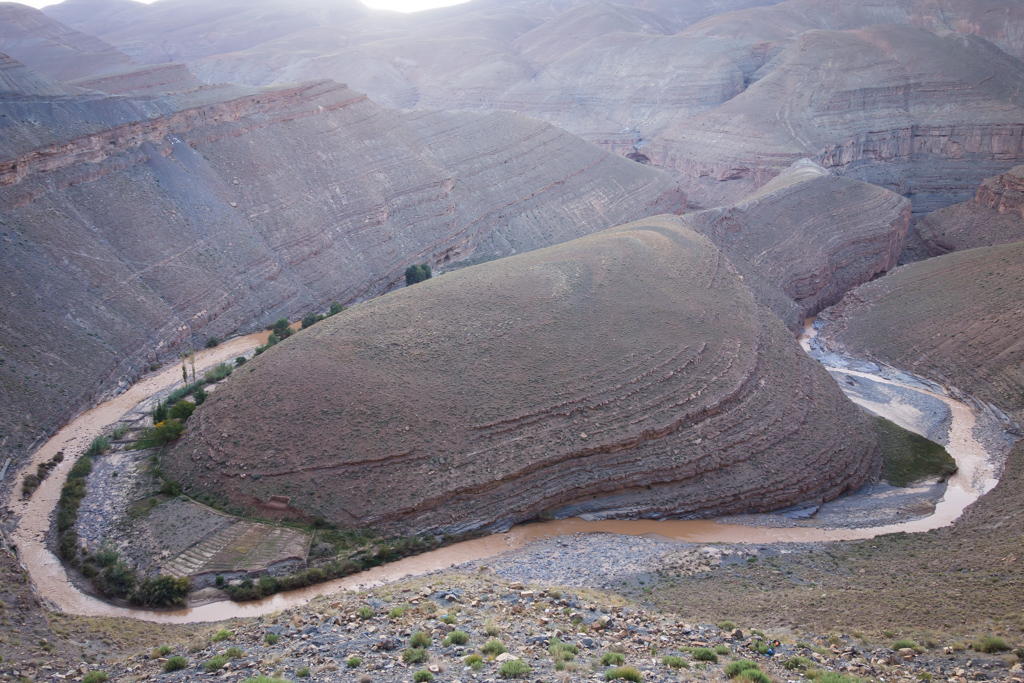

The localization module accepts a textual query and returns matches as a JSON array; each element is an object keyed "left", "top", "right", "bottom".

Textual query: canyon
[{"left": 0, "top": 0, "right": 1022, "bottom": 671}]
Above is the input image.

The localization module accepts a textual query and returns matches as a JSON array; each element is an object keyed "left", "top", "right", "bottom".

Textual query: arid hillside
[
  {"left": 0, "top": 53, "right": 678, "bottom": 466},
  {"left": 916, "top": 165, "right": 1024, "bottom": 256},
  {"left": 685, "top": 160, "right": 910, "bottom": 331},
  {"left": 819, "top": 241, "right": 1024, "bottom": 420},
  {"left": 39, "top": 0, "right": 1024, "bottom": 216},
  {"left": 165, "top": 216, "right": 879, "bottom": 535}
]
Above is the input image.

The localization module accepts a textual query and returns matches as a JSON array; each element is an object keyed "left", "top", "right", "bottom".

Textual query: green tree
[
  {"left": 329, "top": 301, "right": 345, "bottom": 315},
  {"left": 405, "top": 263, "right": 432, "bottom": 286}
]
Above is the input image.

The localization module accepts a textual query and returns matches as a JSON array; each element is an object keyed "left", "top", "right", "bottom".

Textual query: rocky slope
[
  {"left": 165, "top": 216, "right": 879, "bottom": 534},
  {"left": 649, "top": 25, "right": 1024, "bottom": 211},
  {"left": 0, "top": 57, "right": 679, "bottom": 472},
  {"left": 40, "top": 0, "right": 1024, "bottom": 217},
  {"left": 818, "top": 241, "right": 1024, "bottom": 421},
  {"left": 916, "top": 165, "right": 1024, "bottom": 255},
  {"left": 684, "top": 159, "right": 910, "bottom": 330}
]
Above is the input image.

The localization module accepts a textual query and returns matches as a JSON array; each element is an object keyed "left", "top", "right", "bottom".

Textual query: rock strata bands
[
  {"left": 0, "top": 59, "right": 678, "bottom": 466},
  {"left": 166, "top": 216, "right": 879, "bottom": 535}
]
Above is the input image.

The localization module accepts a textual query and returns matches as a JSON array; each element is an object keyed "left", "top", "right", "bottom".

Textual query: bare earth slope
[
  {"left": 916, "top": 165, "right": 1024, "bottom": 255},
  {"left": 650, "top": 25, "right": 1024, "bottom": 212},
  {"left": 818, "top": 242, "right": 1024, "bottom": 419},
  {"left": 684, "top": 160, "right": 911, "bottom": 330},
  {"left": 166, "top": 216, "right": 880, "bottom": 535},
  {"left": 0, "top": 69, "right": 679, "bottom": 469}
]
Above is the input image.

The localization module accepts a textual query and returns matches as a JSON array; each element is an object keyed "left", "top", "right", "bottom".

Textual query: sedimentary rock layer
[
  {"left": 649, "top": 25, "right": 1024, "bottom": 212},
  {"left": 818, "top": 241, "right": 1024, "bottom": 419},
  {"left": 0, "top": 71, "right": 679, "bottom": 467},
  {"left": 166, "top": 216, "right": 880, "bottom": 534},
  {"left": 684, "top": 160, "right": 910, "bottom": 330},
  {"left": 916, "top": 165, "right": 1024, "bottom": 255}
]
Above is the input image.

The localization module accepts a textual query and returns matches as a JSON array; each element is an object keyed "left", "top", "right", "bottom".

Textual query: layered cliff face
[
  {"left": 818, "top": 241, "right": 1024, "bottom": 420},
  {"left": 649, "top": 25, "right": 1024, "bottom": 212},
  {"left": 916, "top": 165, "right": 1024, "bottom": 255},
  {"left": 165, "top": 216, "right": 879, "bottom": 534},
  {"left": 41, "top": 0, "right": 1024, "bottom": 215},
  {"left": 684, "top": 160, "right": 911, "bottom": 331},
  {"left": 0, "top": 64, "right": 679, "bottom": 469}
]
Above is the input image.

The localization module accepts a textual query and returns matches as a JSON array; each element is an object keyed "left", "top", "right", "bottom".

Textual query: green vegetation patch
[{"left": 874, "top": 417, "right": 957, "bottom": 486}]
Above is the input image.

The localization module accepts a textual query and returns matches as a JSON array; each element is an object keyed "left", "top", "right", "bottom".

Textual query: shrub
[
  {"left": 297, "top": 666, "right": 310, "bottom": 677},
  {"left": 358, "top": 606, "right": 374, "bottom": 619},
  {"left": 163, "top": 656, "right": 187, "bottom": 672},
  {"left": 482, "top": 638, "right": 507, "bottom": 656},
  {"left": 442, "top": 613, "right": 457, "bottom": 625},
  {"left": 193, "top": 387, "right": 207, "bottom": 405},
  {"left": 226, "top": 646, "right": 244, "bottom": 659},
  {"left": 725, "top": 661, "right": 761, "bottom": 678},
  {"left": 132, "top": 575, "right": 190, "bottom": 607},
  {"left": 270, "top": 318, "right": 293, "bottom": 340},
  {"left": 751, "top": 640, "right": 772, "bottom": 655},
  {"left": 302, "top": 312, "right": 325, "bottom": 329},
  {"left": 974, "top": 636, "right": 1010, "bottom": 653},
  {"left": 692, "top": 647, "right": 718, "bottom": 663},
  {"left": 329, "top": 301, "right": 346, "bottom": 315},
  {"left": 85, "top": 435, "right": 111, "bottom": 457},
  {"left": 204, "top": 654, "right": 228, "bottom": 672},
  {"left": 205, "top": 362, "right": 234, "bottom": 383},
  {"left": 414, "top": 670, "right": 434, "bottom": 683},
  {"left": 813, "top": 673, "right": 861, "bottom": 683},
  {"left": 464, "top": 653, "right": 484, "bottom": 670},
  {"left": 402, "top": 648, "right": 428, "bottom": 664},
  {"left": 152, "top": 400, "right": 169, "bottom": 423},
  {"left": 893, "top": 639, "right": 917, "bottom": 650},
  {"left": 605, "top": 666, "right": 642, "bottom": 682},
  {"left": 405, "top": 263, "right": 432, "bottom": 286},
  {"left": 549, "top": 637, "right": 578, "bottom": 660},
  {"left": 347, "top": 656, "right": 362, "bottom": 668},
  {"left": 737, "top": 670, "right": 772, "bottom": 683},
  {"left": 410, "top": 631, "right": 432, "bottom": 648},
  {"left": 718, "top": 621, "right": 736, "bottom": 631},
  {"left": 168, "top": 400, "right": 196, "bottom": 421},
  {"left": 243, "top": 678, "right": 291, "bottom": 683},
  {"left": 82, "top": 673, "right": 109, "bottom": 683},
  {"left": 785, "top": 656, "right": 812, "bottom": 671},
  {"left": 212, "top": 629, "right": 233, "bottom": 642},
  {"left": 444, "top": 630, "right": 470, "bottom": 646},
  {"left": 389, "top": 605, "right": 407, "bottom": 618},
  {"left": 22, "top": 474, "right": 40, "bottom": 496},
  {"left": 662, "top": 656, "right": 688, "bottom": 669},
  {"left": 485, "top": 619, "right": 500, "bottom": 637},
  {"left": 499, "top": 660, "right": 532, "bottom": 679},
  {"left": 601, "top": 652, "right": 626, "bottom": 666},
  {"left": 235, "top": 356, "right": 247, "bottom": 366},
  {"left": 153, "top": 645, "right": 173, "bottom": 657},
  {"left": 133, "top": 419, "right": 185, "bottom": 448},
  {"left": 160, "top": 480, "right": 181, "bottom": 496},
  {"left": 716, "top": 644, "right": 731, "bottom": 655},
  {"left": 205, "top": 337, "right": 219, "bottom": 348},
  {"left": 264, "top": 632, "right": 280, "bottom": 645}
]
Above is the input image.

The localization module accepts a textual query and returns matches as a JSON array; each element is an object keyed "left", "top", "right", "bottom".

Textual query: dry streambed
[{"left": 2, "top": 323, "right": 1011, "bottom": 624}]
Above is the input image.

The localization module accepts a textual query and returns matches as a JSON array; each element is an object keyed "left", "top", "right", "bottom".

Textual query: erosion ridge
[
  {"left": 818, "top": 241, "right": 1024, "bottom": 423},
  {"left": 684, "top": 159, "right": 911, "bottom": 331},
  {"left": 165, "top": 216, "right": 880, "bottom": 535},
  {"left": 648, "top": 25, "right": 1024, "bottom": 212},
  {"left": 916, "top": 165, "right": 1024, "bottom": 255},
  {"left": 0, "top": 55, "right": 680, "bottom": 469}
]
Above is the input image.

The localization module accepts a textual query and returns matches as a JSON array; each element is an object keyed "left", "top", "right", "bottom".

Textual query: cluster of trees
[
  {"left": 22, "top": 450, "right": 64, "bottom": 497},
  {"left": 405, "top": 263, "right": 432, "bottom": 286},
  {"left": 255, "top": 301, "right": 346, "bottom": 355}
]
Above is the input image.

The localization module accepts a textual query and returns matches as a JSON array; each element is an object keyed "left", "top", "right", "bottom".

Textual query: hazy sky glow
[{"left": 23, "top": 0, "right": 472, "bottom": 11}]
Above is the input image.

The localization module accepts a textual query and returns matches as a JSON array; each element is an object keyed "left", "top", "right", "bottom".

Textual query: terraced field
[
  {"left": 159, "top": 506, "right": 310, "bottom": 579},
  {"left": 165, "top": 216, "right": 879, "bottom": 535}
]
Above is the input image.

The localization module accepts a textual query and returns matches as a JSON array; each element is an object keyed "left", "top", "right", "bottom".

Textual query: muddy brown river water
[{"left": 3, "top": 323, "right": 1001, "bottom": 623}]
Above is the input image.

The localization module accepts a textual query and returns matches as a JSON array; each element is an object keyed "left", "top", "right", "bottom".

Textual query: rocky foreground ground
[{"left": 9, "top": 569, "right": 1019, "bottom": 683}]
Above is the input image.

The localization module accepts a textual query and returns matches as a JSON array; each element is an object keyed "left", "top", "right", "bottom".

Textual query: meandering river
[{"left": 3, "top": 322, "right": 1001, "bottom": 623}]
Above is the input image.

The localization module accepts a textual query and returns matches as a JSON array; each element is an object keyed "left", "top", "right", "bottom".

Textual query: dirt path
[{"left": 4, "top": 325, "right": 1004, "bottom": 623}]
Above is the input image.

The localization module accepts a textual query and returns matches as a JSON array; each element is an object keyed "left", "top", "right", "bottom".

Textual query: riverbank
[{"left": 2, "top": 322, "right": 1013, "bottom": 625}]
